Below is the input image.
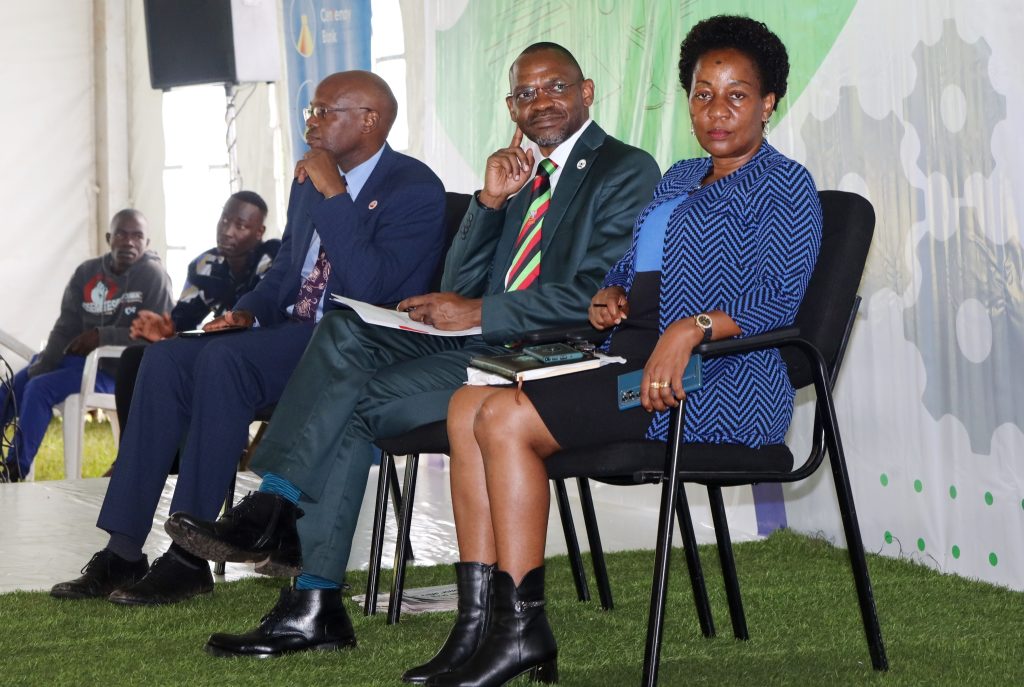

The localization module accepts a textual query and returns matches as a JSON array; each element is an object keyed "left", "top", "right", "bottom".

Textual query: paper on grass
[{"left": 330, "top": 295, "right": 482, "bottom": 336}]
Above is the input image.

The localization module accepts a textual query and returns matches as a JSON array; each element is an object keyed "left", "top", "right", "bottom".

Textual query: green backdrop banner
[{"left": 435, "top": 0, "right": 855, "bottom": 170}]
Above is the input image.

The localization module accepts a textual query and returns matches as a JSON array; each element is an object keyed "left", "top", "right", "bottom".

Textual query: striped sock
[
  {"left": 259, "top": 472, "right": 301, "bottom": 505},
  {"left": 295, "top": 572, "right": 340, "bottom": 590}
]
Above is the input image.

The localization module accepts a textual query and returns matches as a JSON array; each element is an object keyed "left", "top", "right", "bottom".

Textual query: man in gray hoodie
[{"left": 0, "top": 209, "right": 173, "bottom": 480}]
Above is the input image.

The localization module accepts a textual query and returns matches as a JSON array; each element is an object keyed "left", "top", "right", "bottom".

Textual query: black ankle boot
[
  {"left": 205, "top": 586, "right": 356, "bottom": 658},
  {"left": 164, "top": 492, "right": 303, "bottom": 576},
  {"left": 428, "top": 566, "right": 557, "bottom": 687},
  {"left": 403, "top": 562, "right": 496, "bottom": 684}
]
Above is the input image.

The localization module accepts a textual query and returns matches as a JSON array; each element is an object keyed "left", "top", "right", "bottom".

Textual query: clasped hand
[
  {"left": 130, "top": 310, "right": 175, "bottom": 342},
  {"left": 397, "top": 293, "right": 482, "bottom": 330},
  {"left": 64, "top": 328, "right": 99, "bottom": 356},
  {"left": 478, "top": 127, "right": 535, "bottom": 209}
]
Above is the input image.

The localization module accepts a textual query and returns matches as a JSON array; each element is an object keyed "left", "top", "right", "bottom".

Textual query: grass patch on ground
[
  {"left": 1, "top": 530, "right": 1020, "bottom": 686},
  {"left": 20, "top": 417, "right": 117, "bottom": 481}
]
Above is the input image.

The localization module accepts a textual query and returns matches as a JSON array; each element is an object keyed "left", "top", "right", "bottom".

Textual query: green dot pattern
[
  {"left": 989, "top": 553, "right": 998, "bottom": 567},
  {"left": 914, "top": 479, "right": 923, "bottom": 493},
  {"left": 880, "top": 473, "right": 888, "bottom": 487},
  {"left": 884, "top": 531, "right": 892, "bottom": 544},
  {"left": 917, "top": 538, "right": 926, "bottom": 552},
  {"left": 949, "top": 485, "right": 957, "bottom": 499},
  {"left": 952, "top": 545, "right": 960, "bottom": 559},
  {"left": 984, "top": 492, "right": 994, "bottom": 506}
]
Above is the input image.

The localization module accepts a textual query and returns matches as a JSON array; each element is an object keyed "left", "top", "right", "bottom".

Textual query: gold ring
[{"left": 649, "top": 381, "right": 669, "bottom": 389}]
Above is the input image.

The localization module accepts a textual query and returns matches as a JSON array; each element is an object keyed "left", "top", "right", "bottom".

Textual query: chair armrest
[
  {"left": 0, "top": 328, "right": 36, "bottom": 363},
  {"left": 695, "top": 327, "right": 801, "bottom": 358},
  {"left": 80, "top": 345, "right": 127, "bottom": 396}
]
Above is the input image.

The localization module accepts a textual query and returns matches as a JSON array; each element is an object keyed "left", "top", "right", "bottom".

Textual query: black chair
[
  {"left": 367, "top": 424, "right": 613, "bottom": 623},
  {"left": 545, "top": 190, "right": 887, "bottom": 685},
  {"left": 362, "top": 194, "right": 612, "bottom": 623},
  {"left": 213, "top": 192, "right": 473, "bottom": 577}
]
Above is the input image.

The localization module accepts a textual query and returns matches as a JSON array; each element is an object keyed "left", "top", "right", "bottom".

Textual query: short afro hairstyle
[
  {"left": 678, "top": 15, "right": 789, "bottom": 109},
  {"left": 230, "top": 190, "right": 268, "bottom": 217}
]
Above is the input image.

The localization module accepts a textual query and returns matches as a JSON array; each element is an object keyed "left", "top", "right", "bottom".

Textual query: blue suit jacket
[{"left": 236, "top": 145, "right": 447, "bottom": 326}]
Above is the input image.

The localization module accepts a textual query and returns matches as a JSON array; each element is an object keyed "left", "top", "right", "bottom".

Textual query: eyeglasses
[
  {"left": 303, "top": 104, "right": 372, "bottom": 120},
  {"left": 507, "top": 81, "right": 580, "bottom": 104}
]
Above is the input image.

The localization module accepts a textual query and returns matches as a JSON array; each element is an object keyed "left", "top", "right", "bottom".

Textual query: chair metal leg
[
  {"left": 674, "top": 484, "right": 715, "bottom": 638},
  {"left": 387, "top": 456, "right": 414, "bottom": 563},
  {"left": 387, "top": 453, "right": 420, "bottom": 624},
  {"left": 365, "top": 451, "right": 393, "bottom": 616},
  {"left": 818, "top": 386, "right": 889, "bottom": 671},
  {"left": 576, "top": 477, "right": 613, "bottom": 610},
  {"left": 213, "top": 471, "right": 238, "bottom": 576},
  {"left": 707, "top": 485, "right": 748, "bottom": 640},
  {"left": 553, "top": 478, "right": 590, "bottom": 602},
  {"left": 643, "top": 403, "right": 687, "bottom": 687}
]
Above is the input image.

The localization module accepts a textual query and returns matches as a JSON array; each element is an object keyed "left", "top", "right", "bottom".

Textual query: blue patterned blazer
[{"left": 603, "top": 143, "right": 822, "bottom": 447}]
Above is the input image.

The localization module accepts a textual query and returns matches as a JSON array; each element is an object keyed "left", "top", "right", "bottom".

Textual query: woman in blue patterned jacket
[{"left": 408, "top": 16, "right": 822, "bottom": 687}]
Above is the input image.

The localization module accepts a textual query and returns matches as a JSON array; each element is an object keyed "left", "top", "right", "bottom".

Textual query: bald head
[
  {"left": 319, "top": 70, "right": 398, "bottom": 135},
  {"left": 306, "top": 70, "right": 399, "bottom": 169}
]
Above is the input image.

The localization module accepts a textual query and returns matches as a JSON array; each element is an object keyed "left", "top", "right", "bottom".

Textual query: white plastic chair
[
  {"left": 0, "top": 328, "right": 35, "bottom": 363},
  {"left": 58, "top": 345, "right": 125, "bottom": 479}
]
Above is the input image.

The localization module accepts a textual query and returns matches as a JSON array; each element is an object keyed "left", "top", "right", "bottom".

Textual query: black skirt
[{"left": 524, "top": 272, "right": 661, "bottom": 450}]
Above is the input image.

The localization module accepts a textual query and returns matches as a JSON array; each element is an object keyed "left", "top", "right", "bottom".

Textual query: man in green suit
[{"left": 167, "top": 42, "right": 660, "bottom": 660}]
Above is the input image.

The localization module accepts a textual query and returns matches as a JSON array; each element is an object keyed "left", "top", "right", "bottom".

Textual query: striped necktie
[{"left": 505, "top": 158, "right": 557, "bottom": 291}]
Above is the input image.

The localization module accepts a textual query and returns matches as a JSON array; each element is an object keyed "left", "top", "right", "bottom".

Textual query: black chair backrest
[
  {"left": 782, "top": 190, "right": 874, "bottom": 389},
  {"left": 427, "top": 192, "right": 473, "bottom": 292}
]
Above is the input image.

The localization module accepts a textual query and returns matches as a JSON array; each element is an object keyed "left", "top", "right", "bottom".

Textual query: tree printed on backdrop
[{"left": 416, "top": 0, "right": 1023, "bottom": 589}]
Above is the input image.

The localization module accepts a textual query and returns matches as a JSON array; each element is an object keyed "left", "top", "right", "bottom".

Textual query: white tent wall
[
  {"left": 0, "top": 1, "right": 164, "bottom": 359},
  {"left": 0, "top": 1, "right": 288, "bottom": 361},
  {"left": 0, "top": 2, "right": 100, "bottom": 357}
]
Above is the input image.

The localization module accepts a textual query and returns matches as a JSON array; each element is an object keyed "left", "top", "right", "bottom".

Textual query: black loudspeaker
[{"left": 144, "top": 0, "right": 281, "bottom": 90}]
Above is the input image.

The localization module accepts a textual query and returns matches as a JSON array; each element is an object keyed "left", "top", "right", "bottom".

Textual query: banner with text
[{"left": 283, "top": 0, "right": 371, "bottom": 160}]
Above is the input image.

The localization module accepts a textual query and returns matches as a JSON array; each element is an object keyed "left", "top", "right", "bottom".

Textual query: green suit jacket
[{"left": 441, "top": 122, "right": 661, "bottom": 344}]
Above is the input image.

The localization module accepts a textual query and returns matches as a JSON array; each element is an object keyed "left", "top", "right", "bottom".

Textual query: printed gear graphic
[
  {"left": 801, "top": 85, "right": 925, "bottom": 299},
  {"left": 904, "top": 18, "right": 1006, "bottom": 198},
  {"left": 902, "top": 207, "right": 1024, "bottom": 454}
]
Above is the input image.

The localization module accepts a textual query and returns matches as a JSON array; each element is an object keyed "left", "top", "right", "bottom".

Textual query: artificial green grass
[
  {"left": 22, "top": 417, "right": 118, "bottom": 481},
  {"left": 1, "top": 530, "right": 1020, "bottom": 686}
]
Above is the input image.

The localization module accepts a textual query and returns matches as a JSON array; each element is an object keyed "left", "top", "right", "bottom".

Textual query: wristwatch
[{"left": 694, "top": 313, "right": 713, "bottom": 342}]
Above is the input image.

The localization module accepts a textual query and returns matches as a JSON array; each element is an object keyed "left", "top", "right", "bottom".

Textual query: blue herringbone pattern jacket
[{"left": 603, "top": 143, "right": 822, "bottom": 447}]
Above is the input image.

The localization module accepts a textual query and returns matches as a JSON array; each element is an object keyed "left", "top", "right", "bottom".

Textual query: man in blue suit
[{"left": 50, "top": 70, "right": 446, "bottom": 606}]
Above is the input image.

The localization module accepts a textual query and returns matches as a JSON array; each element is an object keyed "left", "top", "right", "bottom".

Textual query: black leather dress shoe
[
  {"left": 108, "top": 548, "right": 214, "bottom": 606},
  {"left": 164, "top": 492, "right": 303, "bottom": 576},
  {"left": 205, "top": 586, "right": 357, "bottom": 658},
  {"left": 50, "top": 550, "right": 149, "bottom": 600}
]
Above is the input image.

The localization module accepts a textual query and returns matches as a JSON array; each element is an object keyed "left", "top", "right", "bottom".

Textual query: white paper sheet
[{"left": 329, "top": 295, "right": 482, "bottom": 336}]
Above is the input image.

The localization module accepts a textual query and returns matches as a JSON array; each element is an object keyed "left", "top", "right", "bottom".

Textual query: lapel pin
[
  {"left": 368, "top": 200, "right": 378, "bottom": 210},
  {"left": 576, "top": 160, "right": 587, "bottom": 170}
]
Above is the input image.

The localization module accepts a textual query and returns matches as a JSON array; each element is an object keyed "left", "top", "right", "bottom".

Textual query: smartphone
[
  {"left": 179, "top": 326, "right": 248, "bottom": 338},
  {"left": 522, "top": 342, "right": 585, "bottom": 364}
]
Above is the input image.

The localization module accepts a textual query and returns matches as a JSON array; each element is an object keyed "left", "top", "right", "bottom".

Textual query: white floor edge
[{"left": 0, "top": 455, "right": 759, "bottom": 594}]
